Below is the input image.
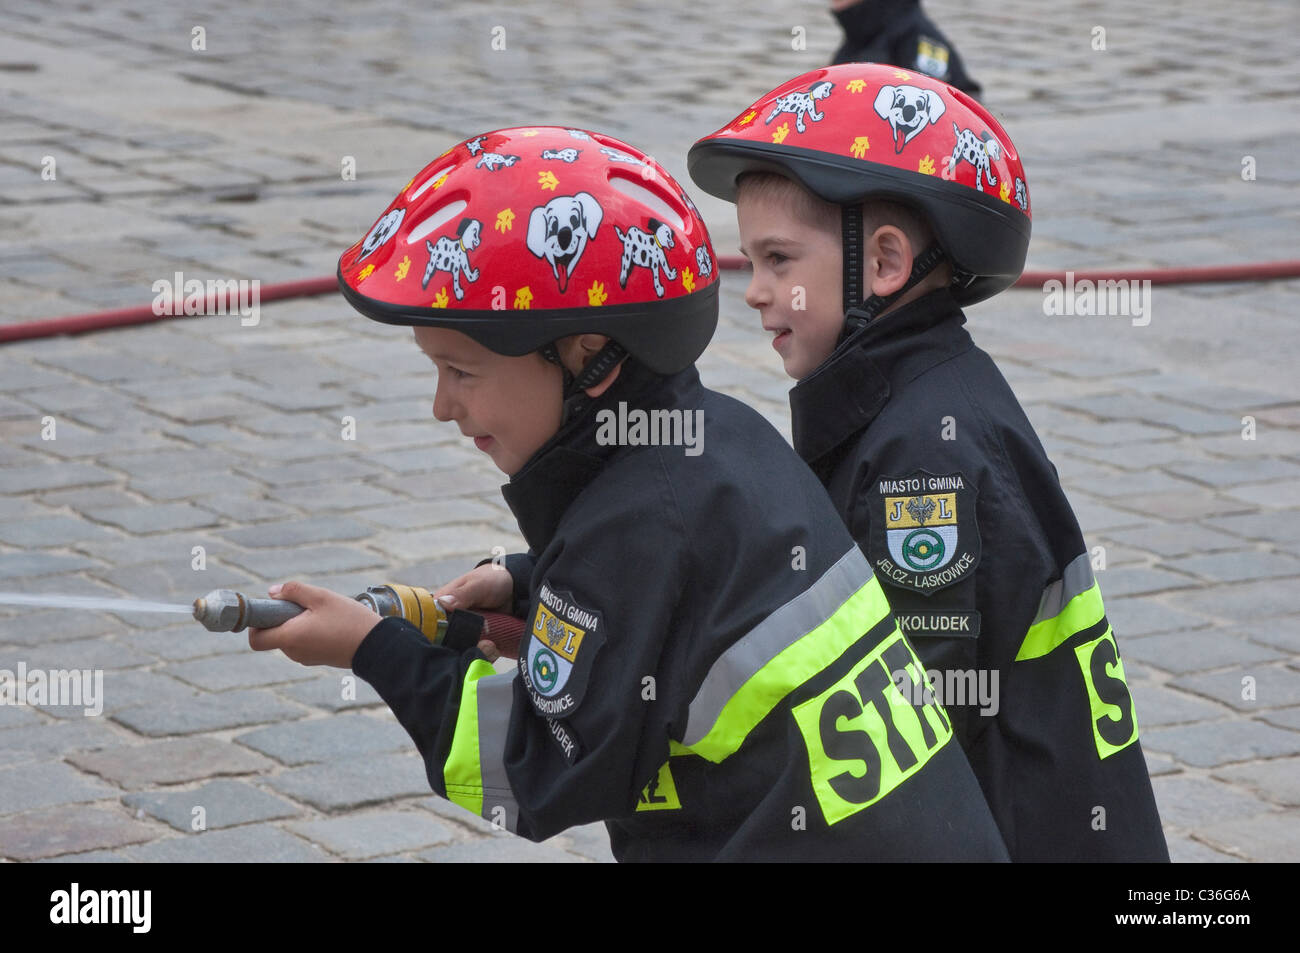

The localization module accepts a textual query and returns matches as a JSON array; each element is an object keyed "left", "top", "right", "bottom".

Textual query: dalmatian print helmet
[
  {"left": 339, "top": 127, "right": 719, "bottom": 375},
  {"left": 688, "top": 63, "right": 1030, "bottom": 305}
]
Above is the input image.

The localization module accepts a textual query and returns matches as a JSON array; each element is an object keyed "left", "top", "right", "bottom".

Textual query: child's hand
[
  {"left": 248, "top": 581, "right": 380, "bottom": 668},
  {"left": 434, "top": 563, "right": 514, "bottom": 615}
]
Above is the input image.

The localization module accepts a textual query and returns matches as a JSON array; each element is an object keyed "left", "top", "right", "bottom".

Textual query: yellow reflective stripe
[
  {"left": 1016, "top": 582, "right": 1105, "bottom": 661},
  {"left": 685, "top": 576, "right": 894, "bottom": 764},
  {"left": 442, "top": 658, "right": 497, "bottom": 816}
]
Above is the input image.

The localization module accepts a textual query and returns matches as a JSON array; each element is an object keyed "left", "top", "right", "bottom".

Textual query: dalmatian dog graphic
[
  {"left": 567, "top": 129, "right": 592, "bottom": 141},
  {"left": 466, "top": 136, "right": 486, "bottom": 156},
  {"left": 695, "top": 245, "right": 713, "bottom": 280},
  {"left": 872, "top": 83, "right": 947, "bottom": 153},
  {"left": 948, "top": 124, "right": 1002, "bottom": 192},
  {"left": 599, "top": 147, "right": 648, "bottom": 168},
  {"left": 358, "top": 207, "right": 405, "bottom": 260},
  {"left": 615, "top": 219, "right": 677, "bottom": 298},
  {"left": 422, "top": 218, "right": 482, "bottom": 300},
  {"left": 476, "top": 152, "right": 520, "bottom": 172},
  {"left": 526, "top": 192, "right": 604, "bottom": 293},
  {"left": 541, "top": 148, "right": 581, "bottom": 163},
  {"left": 765, "top": 80, "right": 834, "bottom": 133},
  {"left": 1014, "top": 176, "right": 1028, "bottom": 212}
]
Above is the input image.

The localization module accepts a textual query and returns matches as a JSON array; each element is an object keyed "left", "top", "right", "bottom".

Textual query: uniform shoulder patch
[
  {"left": 519, "top": 580, "right": 606, "bottom": 720},
  {"left": 868, "top": 469, "right": 980, "bottom": 595}
]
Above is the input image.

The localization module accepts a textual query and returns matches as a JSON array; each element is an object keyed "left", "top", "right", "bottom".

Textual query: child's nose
[
  {"left": 744, "top": 270, "right": 769, "bottom": 310},
  {"left": 432, "top": 379, "right": 458, "bottom": 422}
]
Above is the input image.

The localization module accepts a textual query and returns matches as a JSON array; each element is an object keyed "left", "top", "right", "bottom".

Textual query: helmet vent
[
  {"left": 408, "top": 162, "right": 456, "bottom": 202},
  {"left": 408, "top": 198, "right": 468, "bottom": 244},
  {"left": 608, "top": 174, "right": 684, "bottom": 232}
]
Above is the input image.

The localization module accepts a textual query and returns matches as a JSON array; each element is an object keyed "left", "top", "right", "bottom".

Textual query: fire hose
[{"left": 2, "top": 260, "right": 1299, "bottom": 345}]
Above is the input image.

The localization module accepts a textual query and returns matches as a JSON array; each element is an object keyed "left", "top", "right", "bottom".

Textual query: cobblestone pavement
[{"left": 1, "top": 0, "right": 1297, "bottom": 862}]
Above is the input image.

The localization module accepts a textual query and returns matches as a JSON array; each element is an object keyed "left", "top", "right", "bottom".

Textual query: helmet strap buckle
[{"left": 841, "top": 241, "right": 947, "bottom": 343}]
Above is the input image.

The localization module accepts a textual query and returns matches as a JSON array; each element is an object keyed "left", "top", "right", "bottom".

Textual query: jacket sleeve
[{"left": 355, "top": 476, "right": 688, "bottom": 843}]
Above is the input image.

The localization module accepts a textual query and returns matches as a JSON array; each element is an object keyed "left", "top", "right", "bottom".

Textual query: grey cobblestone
[
  {"left": 235, "top": 712, "right": 411, "bottom": 766},
  {"left": 1196, "top": 813, "right": 1300, "bottom": 863},
  {"left": 0, "top": 514, "right": 120, "bottom": 547},
  {"left": 1165, "top": 837, "right": 1242, "bottom": 863},
  {"left": 1092, "top": 566, "right": 1198, "bottom": 598},
  {"left": 1151, "top": 775, "right": 1277, "bottom": 830},
  {"left": 1213, "top": 758, "right": 1300, "bottom": 808},
  {"left": 262, "top": 752, "right": 431, "bottom": 811},
  {"left": 0, "top": 609, "right": 123, "bottom": 646},
  {"left": 1205, "top": 511, "right": 1300, "bottom": 545},
  {"left": 1121, "top": 629, "right": 1285, "bottom": 674},
  {"left": 1160, "top": 550, "right": 1300, "bottom": 584},
  {"left": 123, "top": 778, "right": 300, "bottom": 831},
  {"left": 264, "top": 481, "right": 408, "bottom": 512},
  {"left": 0, "top": 805, "right": 156, "bottom": 861},
  {"left": 1169, "top": 666, "right": 1300, "bottom": 713},
  {"left": 1176, "top": 580, "right": 1300, "bottom": 623},
  {"left": 217, "top": 516, "right": 375, "bottom": 549},
  {"left": 1101, "top": 522, "right": 1251, "bottom": 559},
  {"left": 123, "top": 822, "right": 330, "bottom": 863},
  {"left": 415, "top": 835, "right": 585, "bottom": 863},
  {"left": 113, "top": 688, "right": 307, "bottom": 736},
  {"left": 0, "top": 462, "right": 115, "bottom": 494},
  {"left": 222, "top": 543, "right": 386, "bottom": 579},
  {"left": 82, "top": 502, "right": 222, "bottom": 535},
  {"left": 287, "top": 810, "right": 460, "bottom": 859},
  {"left": 0, "top": 760, "right": 118, "bottom": 812},
  {"left": 0, "top": 551, "right": 102, "bottom": 579},
  {"left": 163, "top": 652, "right": 320, "bottom": 692},
  {"left": 1131, "top": 683, "right": 1230, "bottom": 728},
  {"left": 68, "top": 737, "right": 276, "bottom": 788},
  {"left": 278, "top": 672, "right": 385, "bottom": 712},
  {"left": 1143, "top": 720, "right": 1300, "bottom": 768},
  {"left": 1167, "top": 458, "right": 1300, "bottom": 489}
]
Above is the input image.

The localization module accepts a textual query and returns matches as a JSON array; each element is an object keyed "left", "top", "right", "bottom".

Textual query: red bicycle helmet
[
  {"left": 339, "top": 127, "right": 719, "bottom": 376},
  {"left": 688, "top": 63, "right": 1030, "bottom": 307}
]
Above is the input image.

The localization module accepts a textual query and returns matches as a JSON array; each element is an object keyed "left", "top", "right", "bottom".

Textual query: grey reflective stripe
[
  {"left": 683, "top": 546, "right": 872, "bottom": 748},
  {"left": 476, "top": 670, "right": 520, "bottom": 834},
  {"left": 1031, "top": 552, "right": 1095, "bottom": 626}
]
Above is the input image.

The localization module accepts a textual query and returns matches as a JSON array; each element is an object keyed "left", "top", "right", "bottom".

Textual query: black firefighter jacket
[
  {"left": 353, "top": 360, "right": 1009, "bottom": 861},
  {"left": 789, "top": 287, "right": 1169, "bottom": 861}
]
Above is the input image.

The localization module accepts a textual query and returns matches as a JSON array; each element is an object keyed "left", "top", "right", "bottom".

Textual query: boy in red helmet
[
  {"left": 690, "top": 66, "right": 1168, "bottom": 861},
  {"left": 249, "top": 126, "right": 1009, "bottom": 861}
]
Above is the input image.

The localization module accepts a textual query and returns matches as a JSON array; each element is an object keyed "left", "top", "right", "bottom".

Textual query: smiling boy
[
  {"left": 248, "top": 126, "right": 1010, "bottom": 861},
  {"left": 690, "top": 66, "right": 1168, "bottom": 861}
]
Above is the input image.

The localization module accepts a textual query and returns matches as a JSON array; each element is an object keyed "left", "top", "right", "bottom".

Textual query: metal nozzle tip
[{"left": 193, "top": 597, "right": 205, "bottom": 621}]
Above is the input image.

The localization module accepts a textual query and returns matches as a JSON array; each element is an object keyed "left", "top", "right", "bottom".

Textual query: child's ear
[
  {"left": 557, "top": 333, "right": 623, "bottom": 397},
  {"left": 866, "top": 225, "right": 914, "bottom": 298}
]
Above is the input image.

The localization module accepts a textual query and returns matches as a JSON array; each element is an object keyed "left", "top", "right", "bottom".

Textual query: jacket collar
[
  {"left": 789, "top": 288, "right": 972, "bottom": 466},
  {"left": 502, "top": 361, "right": 699, "bottom": 551}
]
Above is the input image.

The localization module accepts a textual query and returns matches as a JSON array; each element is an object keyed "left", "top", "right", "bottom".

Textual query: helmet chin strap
[
  {"left": 539, "top": 340, "right": 628, "bottom": 424},
  {"left": 840, "top": 202, "right": 948, "bottom": 343}
]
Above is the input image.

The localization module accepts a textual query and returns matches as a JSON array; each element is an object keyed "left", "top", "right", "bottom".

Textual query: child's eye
[
  {"left": 445, "top": 365, "right": 471, "bottom": 380},
  {"left": 767, "top": 252, "right": 789, "bottom": 266}
]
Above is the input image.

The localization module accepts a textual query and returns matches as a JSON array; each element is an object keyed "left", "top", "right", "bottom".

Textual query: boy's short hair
[
  {"left": 736, "top": 171, "right": 840, "bottom": 235},
  {"left": 736, "top": 171, "right": 938, "bottom": 260}
]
